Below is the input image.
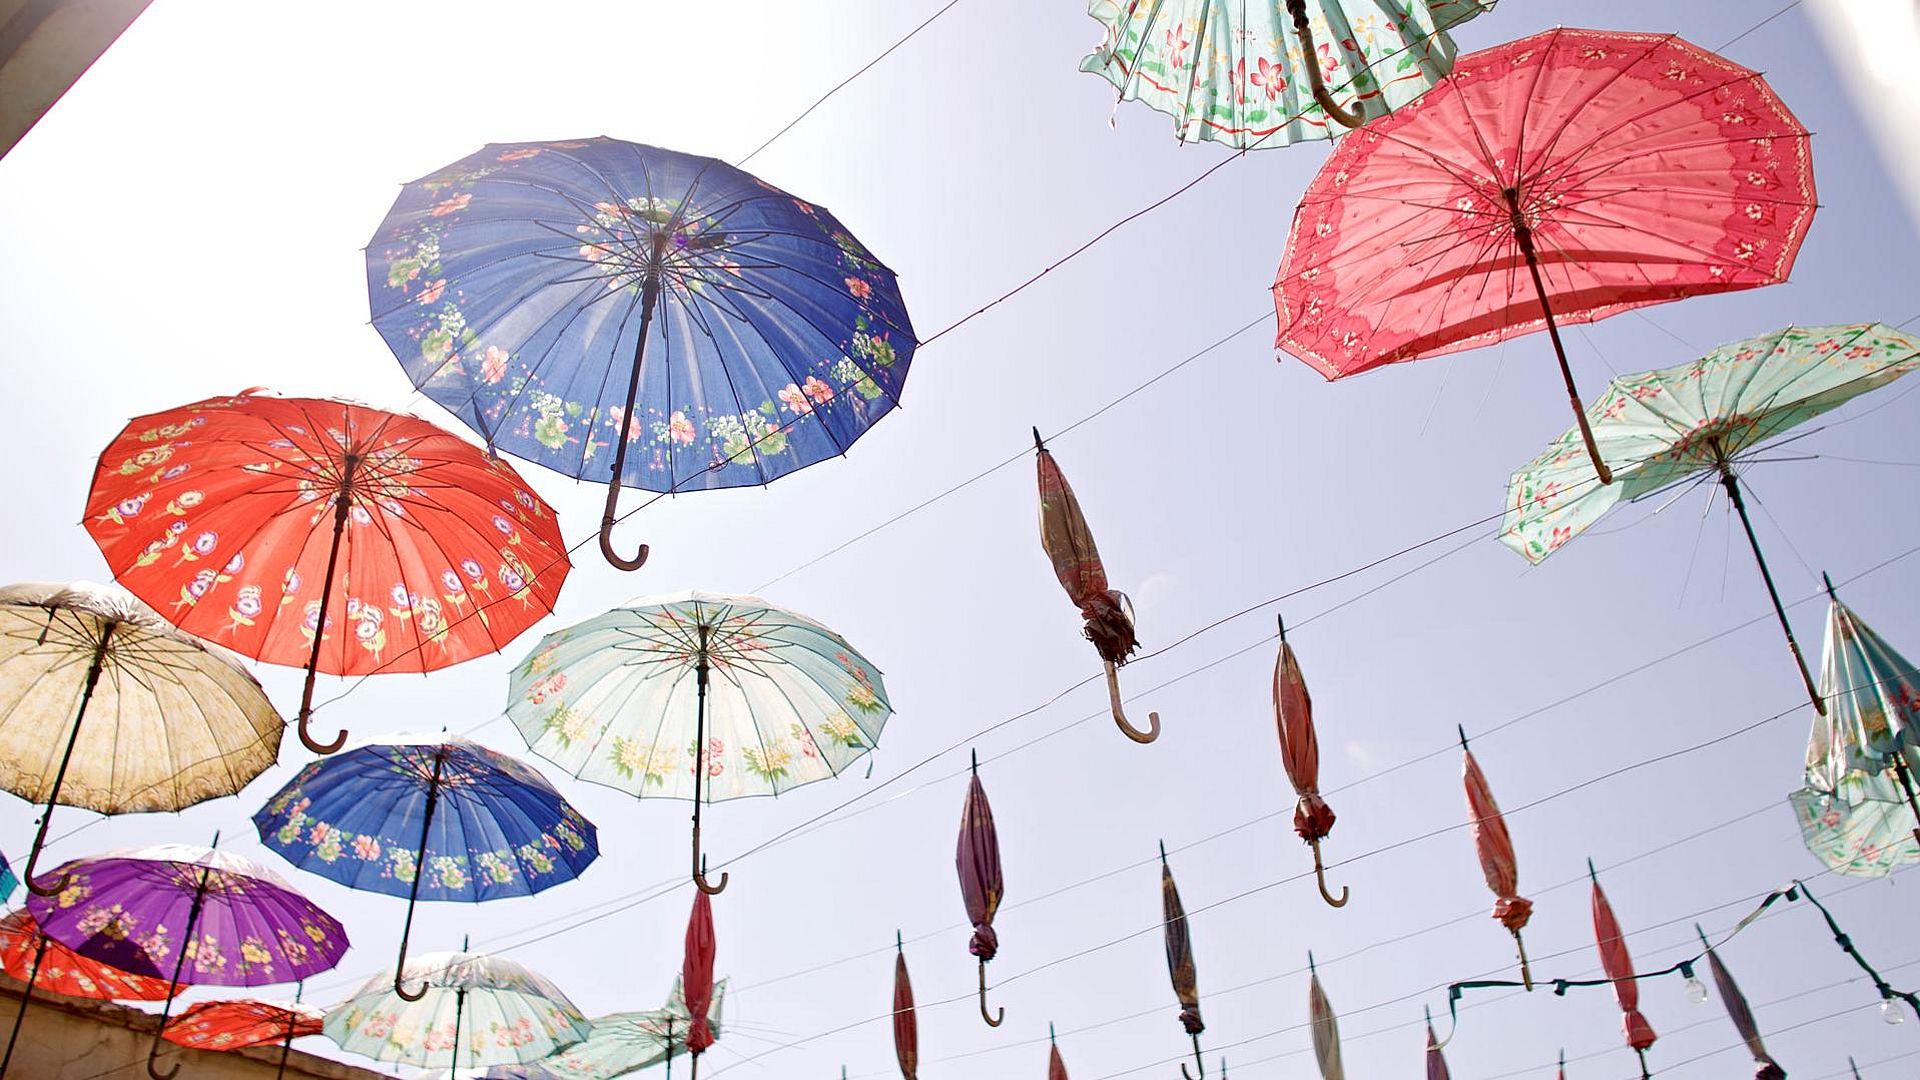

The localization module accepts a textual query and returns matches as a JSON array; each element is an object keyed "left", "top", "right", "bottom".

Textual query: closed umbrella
[
  {"left": 1424, "top": 1007, "right": 1449, "bottom": 1080},
  {"left": 1589, "top": 861, "right": 1656, "bottom": 1079},
  {"left": 1048, "top": 1023, "right": 1068, "bottom": 1080},
  {"left": 1695, "top": 925, "right": 1785, "bottom": 1079},
  {"left": 682, "top": 892, "right": 717, "bottom": 1079},
  {"left": 1308, "top": 954, "right": 1343, "bottom": 1080},
  {"left": 893, "top": 932, "right": 917, "bottom": 1080},
  {"left": 957, "top": 750, "right": 1006, "bottom": 1026},
  {"left": 1159, "top": 842, "right": 1207, "bottom": 1080},
  {"left": 1460, "top": 728, "right": 1532, "bottom": 987},
  {"left": 1035, "top": 430, "right": 1159, "bottom": 743},
  {"left": 1274, "top": 617, "right": 1346, "bottom": 907},
  {"left": 0, "top": 582, "right": 281, "bottom": 897}
]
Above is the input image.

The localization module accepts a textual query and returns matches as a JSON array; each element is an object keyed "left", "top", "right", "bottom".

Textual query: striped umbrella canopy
[
  {"left": 1589, "top": 862, "right": 1656, "bottom": 1079},
  {"left": 957, "top": 752, "right": 1006, "bottom": 1027}
]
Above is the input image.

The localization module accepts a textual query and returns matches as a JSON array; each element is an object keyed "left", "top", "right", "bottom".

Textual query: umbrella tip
[
  {"left": 1049, "top": 1022, "right": 1056, "bottom": 1045},
  {"left": 1457, "top": 724, "right": 1468, "bottom": 749},
  {"left": 1586, "top": 857, "right": 1597, "bottom": 881},
  {"left": 1158, "top": 839, "right": 1168, "bottom": 866},
  {"left": 210, "top": 829, "right": 221, "bottom": 849},
  {"left": 895, "top": 929, "right": 904, "bottom": 953},
  {"left": 1307, "top": 950, "right": 1316, "bottom": 973},
  {"left": 1032, "top": 426, "right": 1045, "bottom": 451},
  {"left": 1276, "top": 612, "right": 1286, "bottom": 641},
  {"left": 462, "top": 933, "right": 470, "bottom": 951},
  {"left": 1822, "top": 571, "right": 1837, "bottom": 601},
  {"left": 970, "top": 747, "right": 978, "bottom": 774}
]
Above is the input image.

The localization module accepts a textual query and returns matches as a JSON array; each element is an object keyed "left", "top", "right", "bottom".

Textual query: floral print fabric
[
  {"left": 507, "top": 590, "right": 892, "bottom": 802},
  {"left": 1501, "top": 324, "right": 1920, "bottom": 564},
  {"left": 0, "top": 909, "right": 182, "bottom": 1001},
  {"left": 1081, "top": 0, "right": 1494, "bottom": 149},
  {"left": 161, "top": 999, "right": 324, "bottom": 1050},
  {"left": 528, "top": 980, "right": 727, "bottom": 1080},
  {"left": 323, "top": 949, "right": 590, "bottom": 1069},
  {"left": 26, "top": 845, "right": 348, "bottom": 987},
  {"left": 83, "top": 393, "right": 569, "bottom": 679},
  {"left": 366, "top": 138, "right": 915, "bottom": 494},
  {"left": 253, "top": 734, "right": 598, "bottom": 903}
]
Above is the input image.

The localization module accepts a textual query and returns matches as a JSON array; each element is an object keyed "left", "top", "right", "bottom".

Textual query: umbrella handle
[
  {"left": 1635, "top": 1046, "right": 1651, "bottom": 1080},
  {"left": 1104, "top": 661, "right": 1160, "bottom": 744},
  {"left": 1179, "top": 1033, "right": 1206, "bottom": 1080},
  {"left": 1284, "top": 0, "right": 1366, "bottom": 130},
  {"left": 1513, "top": 928, "right": 1534, "bottom": 991},
  {"left": 977, "top": 960, "right": 1005, "bottom": 1027},
  {"left": 145, "top": 1037, "right": 181, "bottom": 1080},
  {"left": 1308, "top": 838, "right": 1349, "bottom": 908},
  {"left": 295, "top": 496, "right": 355, "bottom": 755},
  {"left": 599, "top": 484, "right": 652, "bottom": 571}
]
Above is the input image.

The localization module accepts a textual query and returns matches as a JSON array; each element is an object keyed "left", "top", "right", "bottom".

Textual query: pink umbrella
[
  {"left": 957, "top": 751, "right": 1005, "bottom": 1026},
  {"left": 683, "top": 893, "right": 717, "bottom": 1080},
  {"left": 893, "top": 932, "right": 917, "bottom": 1080},
  {"left": 1590, "top": 861, "right": 1656, "bottom": 1079},
  {"left": 1424, "top": 1008, "right": 1450, "bottom": 1080},
  {"left": 1460, "top": 728, "right": 1533, "bottom": 988},
  {"left": 1274, "top": 617, "right": 1347, "bottom": 907},
  {"left": 1307, "top": 953, "right": 1343, "bottom": 1080}
]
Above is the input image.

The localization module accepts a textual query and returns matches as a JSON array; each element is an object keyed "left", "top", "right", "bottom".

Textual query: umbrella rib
[
  {"left": 1530, "top": 68, "right": 1780, "bottom": 194},
  {"left": 1519, "top": 32, "right": 1684, "bottom": 178}
]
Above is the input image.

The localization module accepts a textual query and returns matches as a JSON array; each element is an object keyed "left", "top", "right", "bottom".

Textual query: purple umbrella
[{"left": 28, "top": 842, "right": 347, "bottom": 1080}]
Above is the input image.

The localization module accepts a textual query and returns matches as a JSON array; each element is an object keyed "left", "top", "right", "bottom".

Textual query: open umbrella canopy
[
  {"left": 0, "top": 581, "right": 282, "bottom": 895},
  {"left": 1080, "top": 0, "right": 1497, "bottom": 148},
  {"left": 0, "top": 910, "right": 179, "bottom": 1001},
  {"left": 522, "top": 977, "right": 727, "bottom": 1080},
  {"left": 82, "top": 391, "right": 569, "bottom": 752},
  {"left": 366, "top": 138, "right": 915, "bottom": 569},
  {"left": 161, "top": 998, "right": 325, "bottom": 1050},
  {"left": 1791, "top": 583, "right": 1920, "bottom": 876},
  {"left": 325, "top": 949, "right": 591, "bottom": 1071}
]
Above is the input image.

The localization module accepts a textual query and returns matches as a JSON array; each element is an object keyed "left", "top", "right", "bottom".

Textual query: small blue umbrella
[
  {"left": 0, "top": 850, "right": 15, "bottom": 905},
  {"left": 366, "top": 138, "right": 916, "bottom": 570},
  {"left": 253, "top": 734, "right": 597, "bottom": 999}
]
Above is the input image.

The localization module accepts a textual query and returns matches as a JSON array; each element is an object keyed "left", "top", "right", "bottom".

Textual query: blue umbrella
[
  {"left": 366, "top": 138, "right": 916, "bottom": 570},
  {"left": 253, "top": 734, "right": 597, "bottom": 999},
  {"left": 0, "top": 849, "right": 15, "bottom": 905}
]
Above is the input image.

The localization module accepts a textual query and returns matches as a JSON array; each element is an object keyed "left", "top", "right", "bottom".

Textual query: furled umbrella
[
  {"left": 1308, "top": 954, "right": 1343, "bottom": 1080},
  {"left": 893, "top": 932, "right": 917, "bottom": 1080},
  {"left": 1159, "top": 842, "right": 1207, "bottom": 1080},
  {"left": 252, "top": 734, "right": 598, "bottom": 999},
  {"left": 1424, "top": 1007, "right": 1449, "bottom": 1080},
  {"left": 957, "top": 750, "right": 1006, "bottom": 1026},
  {"left": 28, "top": 843, "right": 348, "bottom": 1080},
  {"left": 507, "top": 590, "right": 889, "bottom": 894},
  {"left": 324, "top": 943, "right": 591, "bottom": 1073},
  {"left": 1790, "top": 574, "right": 1920, "bottom": 876},
  {"left": 1501, "top": 324, "right": 1920, "bottom": 712},
  {"left": 1035, "top": 429, "right": 1159, "bottom": 743},
  {"left": 1048, "top": 1023, "right": 1068, "bottom": 1080},
  {"left": 1694, "top": 925, "right": 1786, "bottom": 1080},
  {"left": 1276, "top": 28, "right": 1817, "bottom": 484},
  {"left": 682, "top": 892, "right": 718, "bottom": 1079},
  {"left": 0, "top": 909, "right": 179, "bottom": 1079},
  {"left": 366, "top": 138, "right": 916, "bottom": 571},
  {"left": 1460, "top": 727, "right": 1532, "bottom": 987},
  {"left": 162, "top": 992, "right": 324, "bottom": 1080},
  {"left": 1081, "top": 1, "right": 1497, "bottom": 148},
  {"left": 83, "top": 391, "right": 569, "bottom": 753},
  {"left": 1588, "top": 861, "right": 1656, "bottom": 1079},
  {"left": 1273, "top": 616, "right": 1346, "bottom": 907},
  {"left": 0, "top": 582, "right": 282, "bottom": 898},
  {"left": 523, "top": 977, "right": 727, "bottom": 1080}
]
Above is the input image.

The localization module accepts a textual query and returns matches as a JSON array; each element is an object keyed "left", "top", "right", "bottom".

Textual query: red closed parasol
[
  {"left": 1590, "top": 861, "right": 1657, "bottom": 1078},
  {"left": 683, "top": 892, "right": 717, "bottom": 1079},
  {"left": 893, "top": 931, "right": 918, "bottom": 1080},
  {"left": 1274, "top": 617, "right": 1347, "bottom": 907},
  {"left": 1048, "top": 1023, "right": 1069, "bottom": 1080},
  {"left": 1159, "top": 842, "right": 1207, "bottom": 1080},
  {"left": 1424, "top": 1008, "right": 1450, "bottom": 1080},
  {"left": 957, "top": 750, "right": 1005, "bottom": 1026},
  {"left": 1460, "top": 728, "right": 1533, "bottom": 987}
]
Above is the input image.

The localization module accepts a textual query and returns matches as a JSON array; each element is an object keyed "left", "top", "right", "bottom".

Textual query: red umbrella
[
  {"left": 1460, "top": 728, "right": 1533, "bottom": 988},
  {"left": 0, "top": 909, "right": 180, "bottom": 1078},
  {"left": 1275, "top": 28, "right": 1815, "bottom": 483},
  {"left": 1424, "top": 1008, "right": 1450, "bottom": 1080},
  {"left": 1159, "top": 842, "right": 1207, "bottom": 1080},
  {"left": 1034, "top": 429, "right": 1158, "bottom": 743},
  {"left": 957, "top": 750, "right": 1005, "bottom": 1026},
  {"left": 1048, "top": 1024, "right": 1068, "bottom": 1080},
  {"left": 683, "top": 892, "right": 718, "bottom": 1079},
  {"left": 1589, "top": 861, "right": 1656, "bottom": 1079},
  {"left": 1307, "top": 953, "right": 1343, "bottom": 1080},
  {"left": 893, "top": 932, "right": 918, "bottom": 1080},
  {"left": 1695, "top": 925, "right": 1785, "bottom": 1080},
  {"left": 1273, "top": 617, "right": 1346, "bottom": 907},
  {"left": 162, "top": 995, "right": 323, "bottom": 1080},
  {"left": 85, "top": 391, "right": 569, "bottom": 753}
]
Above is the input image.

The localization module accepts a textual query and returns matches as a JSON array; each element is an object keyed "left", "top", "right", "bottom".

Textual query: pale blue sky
[{"left": 1, "top": 1, "right": 1917, "bottom": 1077}]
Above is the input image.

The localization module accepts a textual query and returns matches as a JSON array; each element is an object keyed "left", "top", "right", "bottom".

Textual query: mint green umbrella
[
  {"left": 1501, "top": 323, "right": 1920, "bottom": 711},
  {"left": 1080, "top": 0, "right": 1496, "bottom": 148},
  {"left": 529, "top": 978, "right": 726, "bottom": 1080},
  {"left": 1790, "top": 577, "right": 1920, "bottom": 876}
]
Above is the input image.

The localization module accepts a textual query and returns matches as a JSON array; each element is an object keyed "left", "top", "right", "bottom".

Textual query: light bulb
[
  {"left": 1684, "top": 977, "right": 1708, "bottom": 1005},
  {"left": 1882, "top": 998, "right": 1907, "bottom": 1025}
]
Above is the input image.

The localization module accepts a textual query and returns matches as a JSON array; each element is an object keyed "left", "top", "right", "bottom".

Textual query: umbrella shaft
[
  {"left": 1715, "top": 465, "right": 1822, "bottom": 711},
  {"left": 1503, "top": 188, "right": 1612, "bottom": 486},
  {"left": 450, "top": 987, "right": 465, "bottom": 1072},
  {"left": 394, "top": 751, "right": 446, "bottom": 994},
  {"left": 297, "top": 493, "right": 353, "bottom": 724},
  {"left": 603, "top": 277, "right": 660, "bottom": 510},
  {"left": 1890, "top": 754, "right": 1920, "bottom": 844},
  {"left": 0, "top": 937, "right": 47, "bottom": 1079},
  {"left": 24, "top": 622, "right": 112, "bottom": 897}
]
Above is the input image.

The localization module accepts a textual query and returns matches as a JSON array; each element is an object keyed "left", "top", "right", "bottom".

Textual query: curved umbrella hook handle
[
  {"left": 1104, "top": 661, "right": 1160, "bottom": 744},
  {"left": 392, "top": 933, "right": 427, "bottom": 1002},
  {"left": 1284, "top": 0, "right": 1367, "bottom": 130},
  {"left": 977, "top": 961, "right": 1005, "bottom": 1027},
  {"left": 1179, "top": 1034, "right": 1205, "bottom": 1080},
  {"left": 21, "top": 832, "right": 70, "bottom": 899},
  {"left": 146, "top": 1035, "right": 181, "bottom": 1080},
  {"left": 600, "top": 485, "right": 651, "bottom": 572},
  {"left": 1308, "top": 838, "right": 1349, "bottom": 908},
  {"left": 295, "top": 698, "right": 348, "bottom": 756},
  {"left": 692, "top": 818, "right": 729, "bottom": 895}
]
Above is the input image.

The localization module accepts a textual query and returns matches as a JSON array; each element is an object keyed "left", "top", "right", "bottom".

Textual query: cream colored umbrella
[{"left": 0, "top": 582, "right": 282, "bottom": 896}]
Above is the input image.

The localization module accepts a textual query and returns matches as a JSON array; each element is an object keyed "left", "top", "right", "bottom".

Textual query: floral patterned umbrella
[
  {"left": 893, "top": 932, "right": 918, "bottom": 1080},
  {"left": 1159, "top": 843, "right": 1207, "bottom": 1080},
  {"left": 27, "top": 843, "right": 348, "bottom": 1080},
  {"left": 1502, "top": 324, "right": 1920, "bottom": 713},
  {"left": 1081, "top": 1, "right": 1497, "bottom": 148},
  {"left": 252, "top": 734, "right": 598, "bottom": 999},
  {"left": 1277, "top": 28, "right": 1816, "bottom": 483},
  {"left": 0, "top": 909, "right": 179, "bottom": 1079},
  {"left": 507, "top": 590, "right": 890, "bottom": 894},
  {"left": 957, "top": 751, "right": 1006, "bottom": 1027},
  {"left": 1588, "top": 861, "right": 1656, "bottom": 1080},
  {"left": 0, "top": 581, "right": 281, "bottom": 899},
  {"left": 1308, "top": 954, "right": 1343, "bottom": 1080},
  {"left": 1035, "top": 430, "right": 1159, "bottom": 743},
  {"left": 366, "top": 138, "right": 915, "bottom": 571},
  {"left": 1694, "top": 926, "right": 1785, "bottom": 1080},
  {"left": 162, "top": 993, "right": 324, "bottom": 1080},
  {"left": 1791, "top": 576, "right": 1920, "bottom": 876},
  {"left": 1460, "top": 728, "right": 1532, "bottom": 987},
  {"left": 1274, "top": 617, "right": 1345, "bottom": 907},
  {"left": 517, "top": 977, "right": 727, "bottom": 1080},
  {"left": 323, "top": 945, "right": 591, "bottom": 1073},
  {"left": 83, "top": 391, "right": 568, "bottom": 753}
]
